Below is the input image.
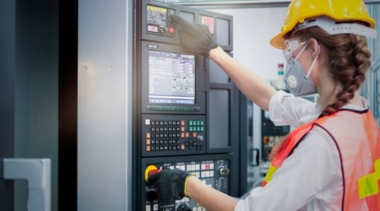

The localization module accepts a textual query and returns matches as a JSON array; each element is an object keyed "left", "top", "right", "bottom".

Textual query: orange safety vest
[{"left": 262, "top": 109, "right": 380, "bottom": 211}]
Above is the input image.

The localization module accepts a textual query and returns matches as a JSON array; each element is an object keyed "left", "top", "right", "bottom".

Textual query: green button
[
  {"left": 189, "top": 127, "right": 193, "bottom": 132},
  {"left": 162, "top": 107, "right": 167, "bottom": 111},
  {"left": 190, "top": 108, "right": 195, "bottom": 111},
  {"left": 200, "top": 126, "right": 204, "bottom": 131},
  {"left": 189, "top": 121, "right": 193, "bottom": 126},
  {"left": 171, "top": 107, "right": 175, "bottom": 111},
  {"left": 154, "top": 107, "right": 159, "bottom": 111},
  {"left": 200, "top": 121, "right": 204, "bottom": 126},
  {"left": 197, "top": 121, "right": 201, "bottom": 125},
  {"left": 197, "top": 127, "right": 201, "bottom": 131},
  {"left": 158, "top": 107, "right": 162, "bottom": 111}
]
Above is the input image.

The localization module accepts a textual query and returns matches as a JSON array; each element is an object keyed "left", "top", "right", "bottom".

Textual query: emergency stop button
[{"left": 169, "top": 26, "right": 174, "bottom": 34}]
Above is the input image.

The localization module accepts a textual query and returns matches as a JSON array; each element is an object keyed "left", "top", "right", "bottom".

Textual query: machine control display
[
  {"left": 144, "top": 159, "right": 229, "bottom": 211},
  {"left": 149, "top": 51, "right": 195, "bottom": 105},
  {"left": 142, "top": 115, "right": 206, "bottom": 157}
]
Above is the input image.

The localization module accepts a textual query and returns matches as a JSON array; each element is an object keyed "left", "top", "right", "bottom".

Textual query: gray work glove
[
  {"left": 171, "top": 15, "right": 219, "bottom": 57},
  {"left": 147, "top": 166, "right": 194, "bottom": 205}
]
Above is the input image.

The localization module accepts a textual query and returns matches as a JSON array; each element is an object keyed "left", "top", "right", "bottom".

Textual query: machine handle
[
  {"left": 250, "top": 148, "right": 260, "bottom": 167},
  {"left": 3, "top": 158, "right": 51, "bottom": 211}
]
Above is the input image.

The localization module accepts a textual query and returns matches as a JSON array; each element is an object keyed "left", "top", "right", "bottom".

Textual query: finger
[{"left": 170, "top": 15, "right": 193, "bottom": 34}]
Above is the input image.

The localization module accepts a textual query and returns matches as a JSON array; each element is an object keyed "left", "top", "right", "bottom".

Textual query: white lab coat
[{"left": 234, "top": 91, "right": 368, "bottom": 211}]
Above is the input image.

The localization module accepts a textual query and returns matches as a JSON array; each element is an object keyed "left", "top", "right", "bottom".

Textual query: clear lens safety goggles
[{"left": 282, "top": 38, "right": 308, "bottom": 62}]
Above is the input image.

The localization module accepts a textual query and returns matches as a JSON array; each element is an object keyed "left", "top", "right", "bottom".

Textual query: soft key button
[
  {"left": 153, "top": 204, "right": 158, "bottom": 211},
  {"left": 210, "top": 163, "right": 214, "bottom": 169},
  {"left": 145, "top": 119, "right": 150, "bottom": 125},
  {"left": 145, "top": 205, "right": 151, "bottom": 211}
]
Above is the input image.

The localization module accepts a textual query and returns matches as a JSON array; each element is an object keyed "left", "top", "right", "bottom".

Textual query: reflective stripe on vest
[{"left": 262, "top": 109, "right": 380, "bottom": 211}]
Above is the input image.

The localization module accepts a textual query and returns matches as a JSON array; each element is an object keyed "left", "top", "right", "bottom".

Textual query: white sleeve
[
  {"left": 234, "top": 127, "right": 342, "bottom": 211},
  {"left": 268, "top": 90, "right": 321, "bottom": 128}
]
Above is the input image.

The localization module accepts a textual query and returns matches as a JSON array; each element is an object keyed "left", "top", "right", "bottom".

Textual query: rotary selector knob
[
  {"left": 197, "top": 135, "right": 204, "bottom": 141},
  {"left": 159, "top": 26, "right": 168, "bottom": 34},
  {"left": 219, "top": 167, "right": 230, "bottom": 176},
  {"left": 147, "top": 188, "right": 158, "bottom": 201},
  {"left": 177, "top": 204, "right": 191, "bottom": 211}
]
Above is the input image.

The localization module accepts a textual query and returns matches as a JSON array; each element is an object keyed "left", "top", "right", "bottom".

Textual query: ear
[{"left": 309, "top": 38, "right": 320, "bottom": 59}]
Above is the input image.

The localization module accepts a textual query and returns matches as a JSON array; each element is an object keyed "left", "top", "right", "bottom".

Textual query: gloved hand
[
  {"left": 170, "top": 15, "right": 219, "bottom": 57},
  {"left": 147, "top": 166, "right": 195, "bottom": 204}
]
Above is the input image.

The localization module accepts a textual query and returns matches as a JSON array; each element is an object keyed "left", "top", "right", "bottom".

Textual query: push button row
[
  {"left": 151, "top": 127, "right": 181, "bottom": 132},
  {"left": 150, "top": 121, "right": 181, "bottom": 126},
  {"left": 147, "top": 139, "right": 181, "bottom": 145},
  {"left": 147, "top": 106, "right": 201, "bottom": 112}
]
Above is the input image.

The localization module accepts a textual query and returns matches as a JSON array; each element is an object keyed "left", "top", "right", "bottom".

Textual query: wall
[
  {"left": 78, "top": 0, "right": 133, "bottom": 210},
  {"left": 14, "top": 0, "right": 59, "bottom": 211}
]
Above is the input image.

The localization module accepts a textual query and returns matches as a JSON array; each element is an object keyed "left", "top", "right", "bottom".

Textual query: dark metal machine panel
[
  {"left": 137, "top": 0, "right": 233, "bottom": 52},
  {"left": 141, "top": 154, "right": 232, "bottom": 211}
]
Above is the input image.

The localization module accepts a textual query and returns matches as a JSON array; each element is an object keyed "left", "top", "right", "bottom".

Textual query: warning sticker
[
  {"left": 201, "top": 16, "right": 214, "bottom": 34},
  {"left": 147, "top": 5, "right": 167, "bottom": 27}
]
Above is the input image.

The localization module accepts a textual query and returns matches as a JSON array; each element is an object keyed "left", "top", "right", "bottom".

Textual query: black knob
[
  {"left": 147, "top": 189, "right": 158, "bottom": 201},
  {"left": 177, "top": 204, "right": 191, "bottom": 211}
]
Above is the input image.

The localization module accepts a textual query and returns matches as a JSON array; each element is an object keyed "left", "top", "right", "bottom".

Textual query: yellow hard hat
[{"left": 270, "top": 0, "right": 376, "bottom": 49}]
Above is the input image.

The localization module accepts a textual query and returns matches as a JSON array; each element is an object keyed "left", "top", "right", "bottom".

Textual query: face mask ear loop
[
  {"left": 305, "top": 45, "right": 320, "bottom": 79},
  {"left": 294, "top": 42, "right": 309, "bottom": 60}
]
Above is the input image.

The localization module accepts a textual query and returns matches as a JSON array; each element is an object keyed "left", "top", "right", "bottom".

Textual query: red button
[{"left": 169, "top": 26, "right": 174, "bottom": 34}]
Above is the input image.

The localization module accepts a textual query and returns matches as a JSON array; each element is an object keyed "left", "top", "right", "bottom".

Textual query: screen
[{"left": 148, "top": 51, "right": 195, "bottom": 104}]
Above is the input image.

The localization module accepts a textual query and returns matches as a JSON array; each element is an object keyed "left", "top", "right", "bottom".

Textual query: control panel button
[{"left": 169, "top": 26, "right": 174, "bottom": 34}]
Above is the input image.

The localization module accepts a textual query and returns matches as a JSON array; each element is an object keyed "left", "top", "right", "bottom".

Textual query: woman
[{"left": 148, "top": 0, "right": 380, "bottom": 210}]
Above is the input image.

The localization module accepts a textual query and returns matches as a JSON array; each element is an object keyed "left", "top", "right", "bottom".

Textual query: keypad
[{"left": 145, "top": 119, "right": 205, "bottom": 152}]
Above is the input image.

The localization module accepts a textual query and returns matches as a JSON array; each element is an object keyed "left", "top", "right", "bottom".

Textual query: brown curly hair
[{"left": 269, "top": 26, "right": 371, "bottom": 161}]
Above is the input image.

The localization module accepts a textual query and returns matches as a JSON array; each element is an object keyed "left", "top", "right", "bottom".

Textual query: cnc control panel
[
  {"left": 142, "top": 156, "right": 230, "bottom": 211},
  {"left": 142, "top": 115, "right": 206, "bottom": 157}
]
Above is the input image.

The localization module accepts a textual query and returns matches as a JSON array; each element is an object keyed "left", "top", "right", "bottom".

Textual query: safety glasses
[{"left": 282, "top": 38, "right": 308, "bottom": 62}]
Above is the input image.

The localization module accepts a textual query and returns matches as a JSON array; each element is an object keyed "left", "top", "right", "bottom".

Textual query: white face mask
[{"left": 284, "top": 42, "right": 320, "bottom": 97}]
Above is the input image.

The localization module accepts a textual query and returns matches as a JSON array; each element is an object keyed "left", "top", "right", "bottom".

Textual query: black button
[
  {"left": 164, "top": 146, "right": 168, "bottom": 150},
  {"left": 176, "top": 127, "right": 180, "bottom": 131},
  {"left": 169, "top": 146, "right": 172, "bottom": 150},
  {"left": 168, "top": 128, "right": 172, "bottom": 132},
  {"left": 196, "top": 146, "right": 200, "bottom": 150},
  {"left": 151, "top": 133, "right": 155, "bottom": 138},
  {"left": 164, "top": 140, "right": 168, "bottom": 144},
  {"left": 163, "top": 134, "right": 167, "bottom": 138},
  {"left": 164, "top": 121, "right": 168, "bottom": 125},
  {"left": 160, "top": 140, "right": 164, "bottom": 144},
  {"left": 151, "top": 146, "right": 155, "bottom": 151},
  {"left": 151, "top": 127, "right": 156, "bottom": 132},
  {"left": 177, "top": 145, "right": 180, "bottom": 150},
  {"left": 164, "top": 128, "right": 168, "bottom": 132},
  {"left": 169, "top": 140, "right": 173, "bottom": 144},
  {"left": 169, "top": 121, "right": 173, "bottom": 125},
  {"left": 177, "top": 140, "right": 181, "bottom": 144},
  {"left": 189, "top": 140, "right": 193, "bottom": 144},
  {"left": 159, "top": 121, "right": 164, "bottom": 126},
  {"left": 189, "top": 146, "right": 193, "bottom": 150},
  {"left": 185, "top": 142, "right": 188, "bottom": 147},
  {"left": 159, "top": 128, "right": 164, "bottom": 132},
  {"left": 159, "top": 134, "right": 164, "bottom": 138},
  {"left": 151, "top": 121, "right": 155, "bottom": 125},
  {"left": 176, "top": 133, "right": 180, "bottom": 138},
  {"left": 151, "top": 140, "right": 156, "bottom": 144},
  {"left": 168, "top": 134, "right": 173, "bottom": 138},
  {"left": 176, "top": 121, "right": 180, "bottom": 125},
  {"left": 160, "top": 147, "right": 164, "bottom": 151}
]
